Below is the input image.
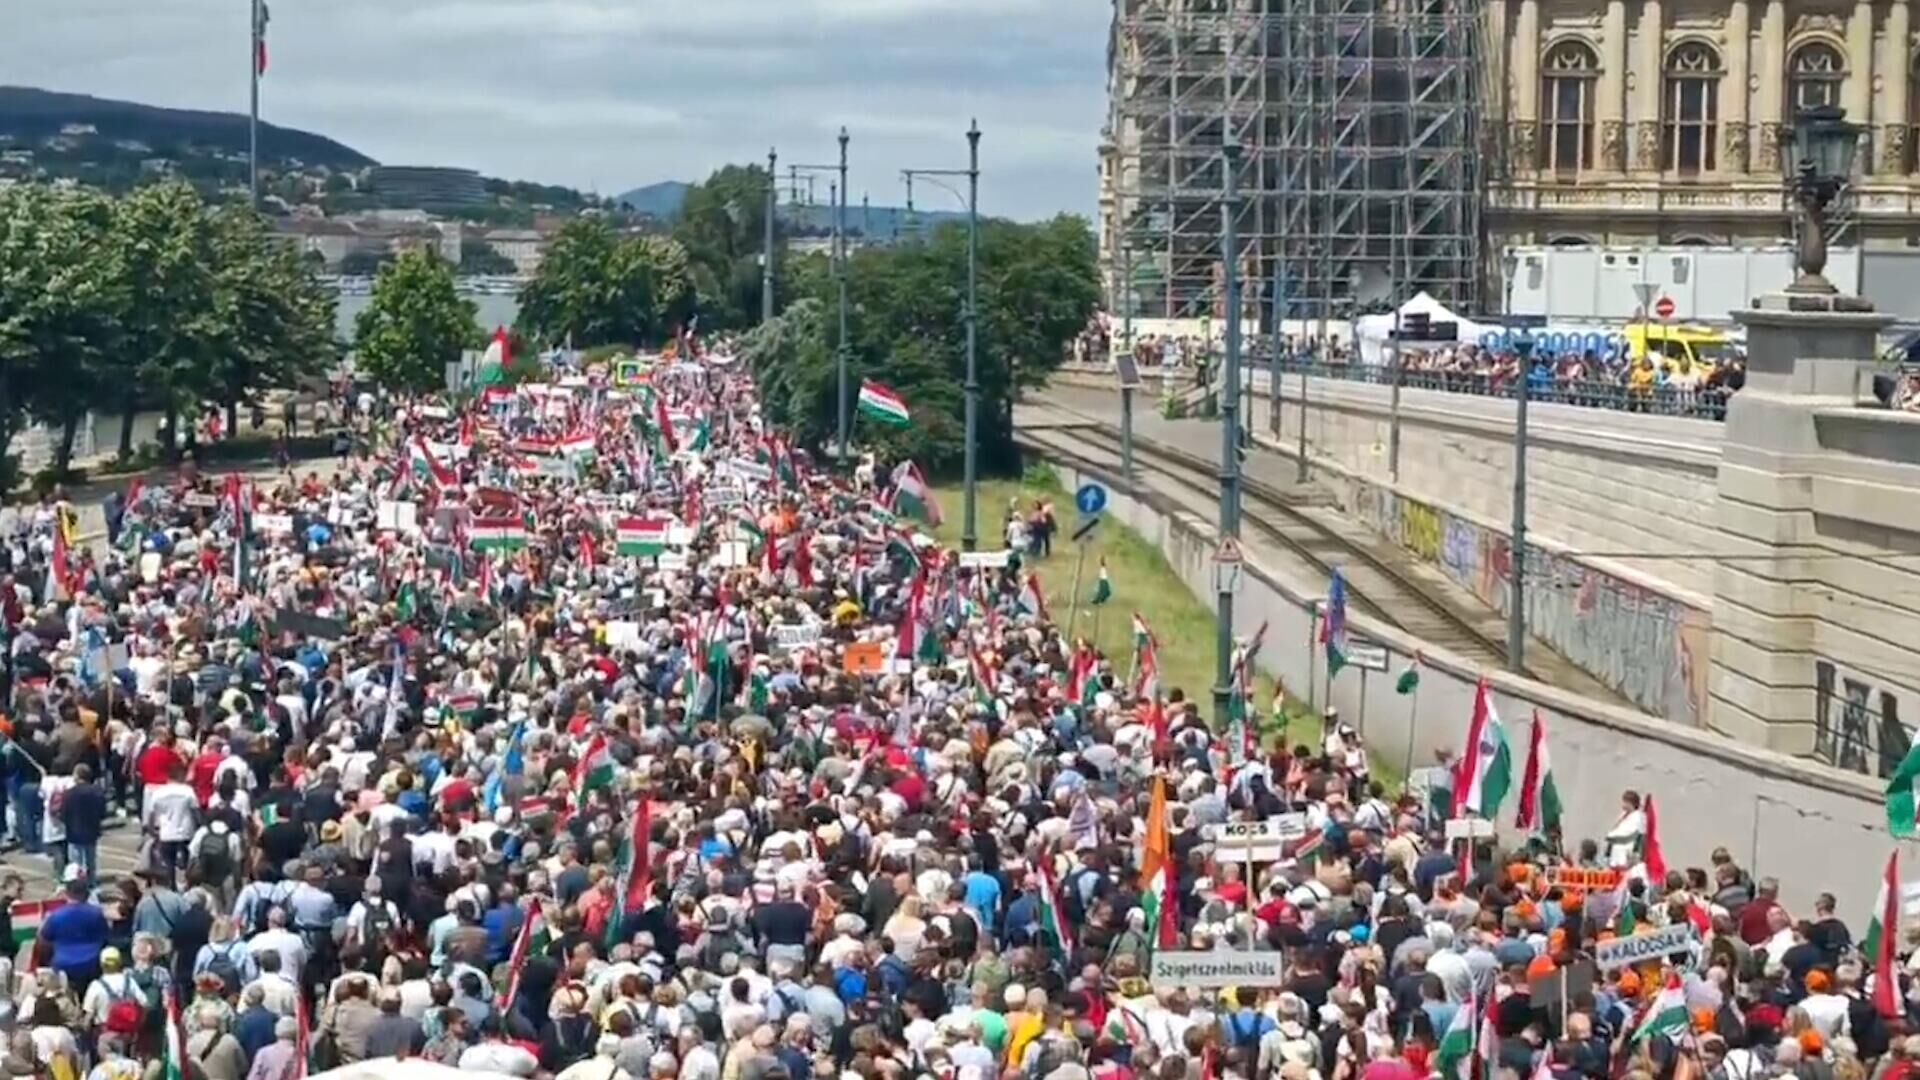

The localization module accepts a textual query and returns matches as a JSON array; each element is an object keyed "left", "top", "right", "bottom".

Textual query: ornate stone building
[{"left": 1488, "top": 0, "right": 1920, "bottom": 248}]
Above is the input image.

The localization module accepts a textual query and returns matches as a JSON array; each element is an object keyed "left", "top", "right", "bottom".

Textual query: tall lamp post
[
  {"left": 789, "top": 134, "right": 854, "bottom": 461},
  {"left": 900, "top": 122, "right": 984, "bottom": 549},
  {"left": 762, "top": 148, "right": 778, "bottom": 323},
  {"left": 1507, "top": 327, "right": 1535, "bottom": 674},
  {"left": 1785, "top": 105, "right": 1862, "bottom": 296},
  {"left": 1213, "top": 139, "right": 1245, "bottom": 730}
]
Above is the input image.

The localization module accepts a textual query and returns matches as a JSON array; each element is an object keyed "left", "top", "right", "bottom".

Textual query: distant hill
[
  {"left": 614, "top": 181, "right": 691, "bottom": 217},
  {"left": 0, "top": 86, "right": 375, "bottom": 168}
]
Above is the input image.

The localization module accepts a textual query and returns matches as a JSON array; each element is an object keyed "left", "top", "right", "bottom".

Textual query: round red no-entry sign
[{"left": 1654, "top": 295, "right": 1676, "bottom": 319}]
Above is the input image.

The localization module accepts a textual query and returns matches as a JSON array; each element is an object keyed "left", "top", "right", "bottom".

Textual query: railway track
[{"left": 1021, "top": 422, "right": 1514, "bottom": 672}]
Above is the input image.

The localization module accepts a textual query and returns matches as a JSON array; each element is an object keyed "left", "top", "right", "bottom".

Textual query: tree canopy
[
  {"left": 742, "top": 214, "right": 1099, "bottom": 477},
  {"left": 353, "top": 249, "right": 480, "bottom": 394},
  {"left": 0, "top": 180, "right": 337, "bottom": 484},
  {"left": 670, "top": 163, "right": 775, "bottom": 332},
  {"left": 514, "top": 218, "right": 695, "bottom": 348}
]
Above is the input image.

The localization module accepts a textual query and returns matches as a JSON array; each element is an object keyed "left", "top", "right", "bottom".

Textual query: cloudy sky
[{"left": 15, "top": 0, "right": 1110, "bottom": 219}]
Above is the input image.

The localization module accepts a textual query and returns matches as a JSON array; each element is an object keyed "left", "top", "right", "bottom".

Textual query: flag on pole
[
  {"left": 498, "top": 898, "right": 545, "bottom": 1011},
  {"left": 1433, "top": 995, "right": 1479, "bottom": 1080},
  {"left": 608, "top": 797, "right": 654, "bottom": 947},
  {"left": 1130, "top": 613, "right": 1160, "bottom": 699},
  {"left": 1630, "top": 976, "right": 1692, "bottom": 1044},
  {"left": 1514, "top": 711, "right": 1563, "bottom": 833},
  {"left": 1451, "top": 678, "right": 1513, "bottom": 819},
  {"left": 1321, "top": 569, "right": 1350, "bottom": 675},
  {"left": 1640, "top": 794, "right": 1669, "bottom": 882},
  {"left": 1090, "top": 559, "right": 1113, "bottom": 605},
  {"left": 1033, "top": 853, "right": 1076, "bottom": 956},
  {"left": 470, "top": 516, "right": 530, "bottom": 552},
  {"left": 616, "top": 516, "right": 671, "bottom": 557},
  {"left": 888, "top": 460, "right": 942, "bottom": 526},
  {"left": 1017, "top": 572, "right": 1049, "bottom": 620},
  {"left": 857, "top": 379, "right": 912, "bottom": 426},
  {"left": 1868, "top": 850, "right": 1902, "bottom": 1017},
  {"left": 253, "top": 0, "right": 270, "bottom": 76},
  {"left": 410, "top": 436, "right": 458, "bottom": 490},
  {"left": 572, "top": 734, "right": 614, "bottom": 814},
  {"left": 162, "top": 985, "right": 189, "bottom": 1080},
  {"left": 1139, "top": 776, "right": 1178, "bottom": 949},
  {"left": 1885, "top": 741, "right": 1920, "bottom": 837}
]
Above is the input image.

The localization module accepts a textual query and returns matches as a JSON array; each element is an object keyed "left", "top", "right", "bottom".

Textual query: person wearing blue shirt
[
  {"left": 962, "top": 861, "right": 1002, "bottom": 933},
  {"left": 39, "top": 875, "right": 109, "bottom": 986}
]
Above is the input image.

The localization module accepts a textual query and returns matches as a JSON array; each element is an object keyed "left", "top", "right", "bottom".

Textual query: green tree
[
  {"left": 205, "top": 207, "right": 339, "bottom": 435},
  {"left": 515, "top": 218, "right": 696, "bottom": 347},
  {"left": 339, "top": 249, "right": 392, "bottom": 276},
  {"left": 745, "top": 215, "right": 1098, "bottom": 476},
  {"left": 458, "top": 241, "right": 518, "bottom": 275},
  {"left": 353, "top": 249, "right": 479, "bottom": 392},
  {"left": 0, "top": 185, "right": 128, "bottom": 483},
  {"left": 109, "top": 182, "right": 222, "bottom": 461},
  {"left": 672, "top": 163, "right": 773, "bottom": 330}
]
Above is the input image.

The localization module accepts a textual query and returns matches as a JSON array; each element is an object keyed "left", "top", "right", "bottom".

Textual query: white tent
[
  {"left": 1353, "top": 291, "right": 1494, "bottom": 366},
  {"left": 307, "top": 1060, "right": 527, "bottom": 1080}
]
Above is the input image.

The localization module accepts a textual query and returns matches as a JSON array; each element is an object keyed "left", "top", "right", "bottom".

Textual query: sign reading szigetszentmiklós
[{"left": 1149, "top": 951, "right": 1287, "bottom": 988}]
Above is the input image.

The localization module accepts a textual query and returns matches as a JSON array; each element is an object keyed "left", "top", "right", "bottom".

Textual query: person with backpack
[
  {"left": 186, "top": 820, "right": 242, "bottom": 910},
  {"left": 80, "top": 948, "right": 148, "bottom": 1053},
  {"left": 192, "top": 916, "right": 257, "bottom": 1000},
  {"left": 344, "top": 875, "right": 403, "bottom": 972}
]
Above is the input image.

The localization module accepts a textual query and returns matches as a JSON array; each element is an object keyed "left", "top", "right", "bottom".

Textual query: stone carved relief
[
  {"left": 1635, "top": 120, "right": 1663, "bottom": 169},
  {"left": 1723, "top": 122, "right": 1750, "bottom": 172},
  {"left": 1756, "top": 121, "right": 1783, "bottom": 171},
  {"left": 1510, "top": 122, "right": 1540, "bottom": 172},
  {"left": 1790, "top": 12, "right": 1846, "bottom": 36},
  {"left": 1600, "top": 120, "right": 1628, "bottom": 170},
  {"left": 1883, "top": 125, "right": 1910, "bottom": 174}
]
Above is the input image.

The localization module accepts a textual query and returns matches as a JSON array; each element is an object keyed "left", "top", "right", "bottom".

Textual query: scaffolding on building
[{"left": 1105, "top": 0, "right": 1487, "bottom": 340}]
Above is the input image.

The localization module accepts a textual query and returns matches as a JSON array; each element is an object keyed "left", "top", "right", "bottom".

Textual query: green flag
[
  {"left": 1090, "top": 559, "right": 1113, "bottom": 605},
  {"left": 1395, "top": 665, "right": 1420, "bottom": 694},
  {"left": 1887, "top": 741, "right": 1920, "bottom": 837}
]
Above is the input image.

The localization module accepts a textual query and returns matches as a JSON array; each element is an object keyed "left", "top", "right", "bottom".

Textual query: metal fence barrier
[{"left": 1262, "top": 360, "right": 1735, "bottom": 421}]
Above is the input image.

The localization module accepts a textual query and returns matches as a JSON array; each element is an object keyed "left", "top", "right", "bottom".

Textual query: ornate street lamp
[{"left": 1787, "top": 105, "right": 1862, "bottom": 295}]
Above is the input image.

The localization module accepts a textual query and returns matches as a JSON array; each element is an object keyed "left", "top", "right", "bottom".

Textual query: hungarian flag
[
  {"left": 410, "top": 436, "right": 458, "bottom": 489},
  {"left": 1320, "top": 568, "right": 1350, "bottom": 676},
  {"left": 1451, "top": 678, "right": 1513, "bottom": 819},
  {"left": 1514, "top": 710, "right": 1563, "bottom": 833},
  {"left": 617, "top": 517, "right": 670, "bottom": 557},
  {"left": 498, "top": 898, "right": 546, "bottom": 1010},
  {"left": 1017, "top": 572, "right": 1048, "bottom": 620},
  {"left": 162, "top": 985, "right": 190, "bottom": 1080},
  {"left": 1130, "top": 613, "right": 1160, "bottom": 699},
  {"left": 1432, "top": 996, "right": 1481, "bottom": 1080},
  {"left": 1090, "top": 559, "right": 1113, "bottom": 605},
  {"left": 1629, "top": 976, "right": 1691, "bottom": 1044},
  {"left": 226, "top": 473, "right": 253, "bottom": 588},
  {"left": 572, "top": 734, "right": 614, "bottom": 814},
  {"left": 470, "top": 516, "right": 529, "bottom": 552},
  {"left": 1639, "top": 794, "right": 1669, "bottom": 882},
  {"left": 1033, "top": 853, "right": 1076, "bottom": 956},
  {"left": 857, "top": 379, "right": 911, "bottom": 426},
  {"left": 47, "top": 519, "right": 75, "bottom": 602},
  {"left": 1886, "top": 741, "right": 1920, "bottom": 837},
  {"left": 8, "top": 898, "right": 67, "bottom": 957},
  {"left": 791, "top": 532, "right": 815, "bottom": 588},
  {"left": 1867, "top": 850, "right": 1902, "bottom": 1017},
  {"left": 608, "top": 797, "right": 654, "bottom": 947},
  {"left": 253, "top": 0, "right": 270, "bottom": 76},
  {"left": 1138, "top": 776, "right": 1179, "bottom": 949},
  {"left": 1066, "top": 646, "right": 1096, "bottom": 706},
  {"left": 889, "top": 460, "right": 942, "bottom": 526},
  {"left": 654, "top": 395, "right": 679, "bottom": 454}
]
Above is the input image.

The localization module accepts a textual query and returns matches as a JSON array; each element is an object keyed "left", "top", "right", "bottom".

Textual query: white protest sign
[
  {"left": 656, "top": 551, "right": 690, "bottom": 572},
  {"left": 604, "top": 620, "right": 643, "bottom": 650},
  {"left": 1345, "top": 638, "right": 1390, "bottom": 671},
  {"left": 706, "top": 487, "right": 744, "bottom": 509},
  {"left": 730, "top": 458, "right": 773, "bottom": 484},
  {"left": 377, "top": 500, "right": 420, "bottom": 534},
  {"left": 252, "top": 512, "right": 295, "bottom": 536},
  {"left": 1201, "top": 817, "right": 1300, "bottom": 862},
  {"left": 958, "top": 550, "right": 1012, "bottom": 569},
  {"left": 1445, "top": 817, "right": 1496, "bottom": 840},
  {"left": 716, "top": 540, "right": 750, "bottom": 568},
  {"left": 182, "top": 492, "right": 220, "bottom": 510},
  {"left": 532, "top": 456, "right": 574, "bottom": 480},
  {"left": 773, "top": 623, "right": 822, "bottom": 651},
  {"left": 139, "top": 552, "right": 162, "bottom": 584},
  {"left": 428, "top": 441, "right": 469, "bottom": 461},
  {"left": 1594, "top": 924, "right": 1698, "bottom": 971},
  {"left": 1149, "top": 951, "right": 1287, "bottom": 989},
  {"left": 667, "top": 525, "right": 696, "bottom": 548}
]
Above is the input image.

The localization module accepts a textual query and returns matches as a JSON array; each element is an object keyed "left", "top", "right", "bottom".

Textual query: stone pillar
[
  {"left": 1756, "top": 0, "right": 1787, "bottom": 171},
  {"left": 1600, "top": 0, "right": 1630, "bottom": 171},
  {"left": 1634, "top": 0, "right": 1665, "bottom": 171},
  {"left": 1708, "top": 292, "right": 1892, "bottom": 754},
  {"left": 1724, "top": 0, "right": 1752, "bottom": 172},
  {"left": 1513, "top": 0, "right": 1542, "bottom": 174},
  {"left": 1882, "top": 0, "right": 1911, "bottom": 174},
  {"left": 1847, "top": 0, "right": 1875, "bottom": 164}
]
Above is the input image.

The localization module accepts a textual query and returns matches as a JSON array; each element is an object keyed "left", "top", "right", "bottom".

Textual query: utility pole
[
  {"left": 964, "top": 120, "right": 982, "bottom": 553},
  {"left": 1508, "top": 329, "right": 1535, "bottom": 674},
  {"left": 1388, "top": 202, "right": 1405, "bottom": 480},
  {"left": 249, "top": 0, "right": 262, "bottom": 210},
  {"left": 1214, "top": 139, "right": 1245, "bottom": 730},
  {"left": 762, "top": 148, "right": 777, "bottom": 324},
  {"left": 836, "top": 128, "right": 850, "bottom": 463}
]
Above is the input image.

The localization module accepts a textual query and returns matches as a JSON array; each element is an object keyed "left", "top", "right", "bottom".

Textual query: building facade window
[
  {"left": 1542, "top": 41, "right": 1599, "bottom": 175},
  {"left": 1663, "top": 43, "right": 1723, "bottom": 175},
  {"left": 1789, "top": 42, "right": 1845, "bottom": 113},
  {"left": 1910, "top": 53, "right": 1920, "bottom": 172}
]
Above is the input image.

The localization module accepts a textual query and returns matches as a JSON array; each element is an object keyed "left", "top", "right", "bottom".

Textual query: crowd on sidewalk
[{"left": 0, "top": 344, "right": 1909, "bottom": 1080}]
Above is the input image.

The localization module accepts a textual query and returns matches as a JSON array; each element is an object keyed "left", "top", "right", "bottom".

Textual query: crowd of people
[{"left": 0, "top": 344, "right": 1909, "bottom": 1080}]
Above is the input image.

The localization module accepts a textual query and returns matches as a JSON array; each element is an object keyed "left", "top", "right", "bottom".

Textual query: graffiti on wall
[
  {"left": 1346, "top": 481, "right": 1711, "bottom": 724},
  {"left": 1813, "top": 659, "right": 1913, "bottom": 778}
]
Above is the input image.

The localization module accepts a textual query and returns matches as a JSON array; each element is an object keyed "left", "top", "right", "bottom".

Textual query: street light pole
[
  {"left": 1508, "top": 329, "right": 1535, "bottom": 674},
  {"left": 762, "top": 148, "right": 777, "bottom": 324},
  {"left": 964, "top": 121, "right": 982, "bottom": 553},
  {"left": 248, "top": 0, "right": 262, "bottom": 211},
  {"left": 837, "top": 128, "right": 851, "bottom": 463},
  {"left": 1214, "top": 139, "right": 1244, "bottom": 730}
]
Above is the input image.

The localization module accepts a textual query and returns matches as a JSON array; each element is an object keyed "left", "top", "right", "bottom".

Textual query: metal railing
[{"left": 1265, "top": 359, "right": 1736, "bottom": 421}]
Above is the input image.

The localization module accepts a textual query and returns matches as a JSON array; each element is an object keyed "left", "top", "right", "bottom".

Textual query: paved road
[{"left": 3, "top": 818, "right": 146, "bottom": 900}]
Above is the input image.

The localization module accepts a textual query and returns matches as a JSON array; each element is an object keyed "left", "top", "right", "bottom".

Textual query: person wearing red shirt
[
  {"left": 189, "top": 736, "right": 227, "bottom": 806},
  {"left": 1737, "top": 877, "right": 1783, "bottom": 945},
  {"left": 135, "top": 726, "right": 184, "bottom": 805}
]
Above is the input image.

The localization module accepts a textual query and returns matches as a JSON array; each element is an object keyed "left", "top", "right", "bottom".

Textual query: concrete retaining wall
[{"left": 1037, "top": 448, "right": 1912, "bottom": 914}]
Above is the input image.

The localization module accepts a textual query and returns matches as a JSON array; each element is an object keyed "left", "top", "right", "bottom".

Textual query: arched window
[
  {"left": 1542, "top": 41, "right": 1599, "bottom": 174},
  {"left": 1909, "top": 53, "right": 1920, "bottom": 172},
  {"left": 1663, "top": 42, "right": 1723, "bottom": 174},
  {"left": 1789, "top": 42, "right": 1845, "bottom": 113}
]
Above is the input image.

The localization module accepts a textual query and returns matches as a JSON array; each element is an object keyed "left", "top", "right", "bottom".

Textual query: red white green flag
[
  {"left": 857, "top": 379, "right": 911, "bottom": 426},
  {"left": 1868, "top": 850, "right": 1902, "bottom": 1017},
  {"left": 1033, "top": 852, "right": 1076, "bottom": 956},
  {"left": 617, "top": 516, "right": 671, "bottom": 557}
]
